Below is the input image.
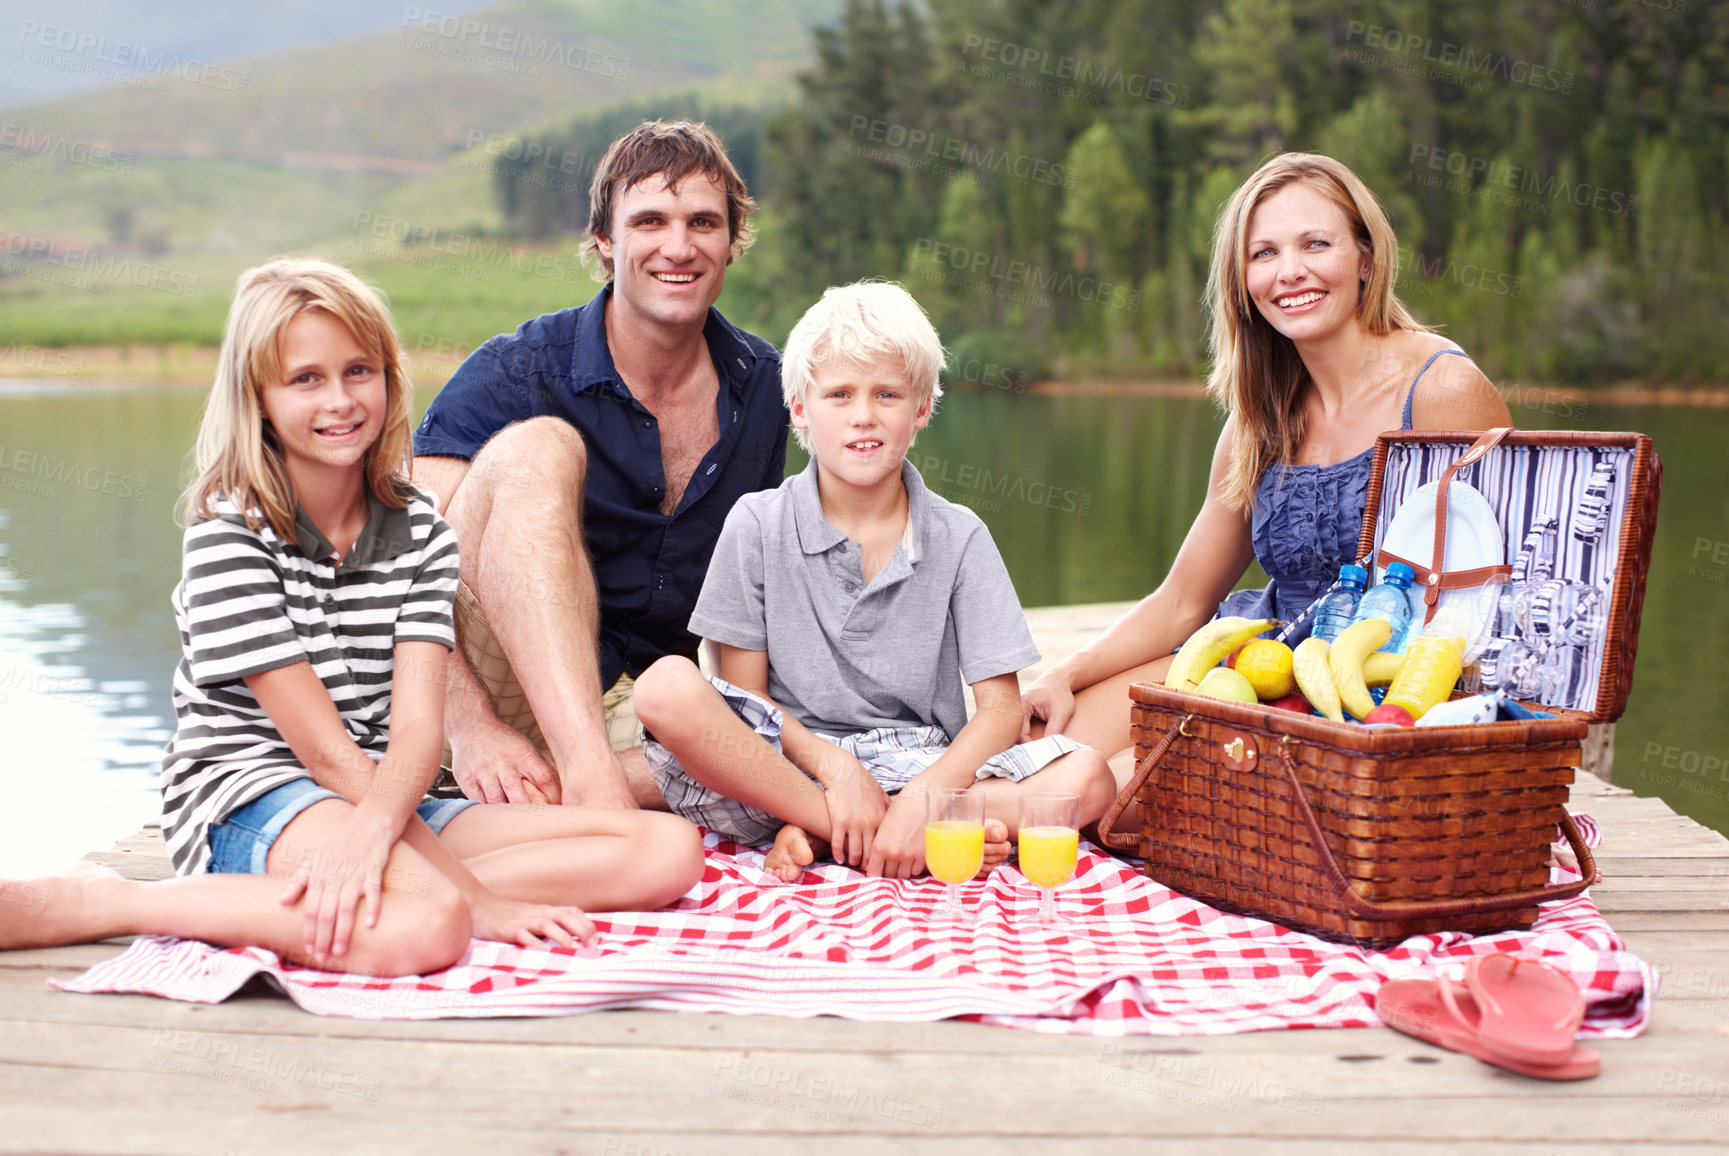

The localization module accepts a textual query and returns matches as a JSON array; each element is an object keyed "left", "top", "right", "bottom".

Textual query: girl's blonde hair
[
  {"left": 1204, "top": 152, "right": 1430, "bottom": 512},
  {"left": 183, "top": 257, "right": 415, "bottom": 540}
]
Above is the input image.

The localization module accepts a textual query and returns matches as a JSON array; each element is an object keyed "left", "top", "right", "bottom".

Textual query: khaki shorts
[{"left": 443, "top": 580, "right": 641, "bottom": 770}]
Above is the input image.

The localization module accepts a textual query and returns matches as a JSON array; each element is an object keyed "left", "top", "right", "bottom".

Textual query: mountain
[
  {"left": 5, "top": 0, "right": 839, "bottom": 167},
  {"left": 0, "top": 0, "right": 492, "bottom": 109}
]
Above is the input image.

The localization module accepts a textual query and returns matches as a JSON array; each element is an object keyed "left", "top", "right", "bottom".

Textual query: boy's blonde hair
[
  {"left": 781, "top": 280, "right": 946, "bottom": 449},
  {"left": 1204, "top": 151, "right": 1430, "bottom": 512},
  {"left": 182, "top": 257, "right": 416, "bottom": 541}
]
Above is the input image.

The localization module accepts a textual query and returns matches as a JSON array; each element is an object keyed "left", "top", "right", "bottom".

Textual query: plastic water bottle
[
  {"left": 1310, "top": 564, "right": 1368, "bottom": 642},
  {"left": 1351, "top": 562, "right": 1417, "bottom": 654},
  {"left": 1384, "top": 633, "right": 1467, "bottom": 721}
]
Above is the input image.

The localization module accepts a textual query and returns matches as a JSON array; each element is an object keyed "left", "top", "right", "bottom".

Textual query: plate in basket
[{"left": 1377, "top": 479, "right": 1504, "bottom": 659}]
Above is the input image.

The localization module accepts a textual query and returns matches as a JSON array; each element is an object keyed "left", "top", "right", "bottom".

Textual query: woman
[{"left": 1020, "top": 152, "right": 1511, "bottom": 795}]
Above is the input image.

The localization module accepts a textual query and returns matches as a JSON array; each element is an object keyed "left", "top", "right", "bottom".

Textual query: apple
[
  {"left": 1364, "top": 704, "right": 1415, "bottom": 727},
  {"left": 1267, "top": 692, "right": 1313, "bottom": 714}
]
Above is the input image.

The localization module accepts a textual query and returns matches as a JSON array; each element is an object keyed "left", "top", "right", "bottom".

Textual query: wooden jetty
[{"left": 3, "top": 603, "right": 1726, "bottom": 1153}]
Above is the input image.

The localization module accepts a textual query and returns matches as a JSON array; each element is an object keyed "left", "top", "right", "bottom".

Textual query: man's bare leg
[{"left": 442, "top": 418, "right": 636, "bottom": 808}]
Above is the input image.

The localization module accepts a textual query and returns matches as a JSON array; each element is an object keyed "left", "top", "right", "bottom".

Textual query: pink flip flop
[
  {"left": 1464, "top": 953, "right": 1588, "bottom": 1067},
  {"left": 1377, "top": 977, "right": 1600, "bottom": 1081}
]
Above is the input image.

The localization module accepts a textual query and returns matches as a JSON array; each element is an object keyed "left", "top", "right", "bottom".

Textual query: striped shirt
[{"left": 160, "top": 490, "right": 459, "bottom": 875}]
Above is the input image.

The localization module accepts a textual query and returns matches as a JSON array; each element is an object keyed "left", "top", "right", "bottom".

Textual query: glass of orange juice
[
  {"left": 925, "top": 787, "right": 986, "bottom": 922},
  {"left": 1018, "top": 794, "right": 1080, "bottom": 925}
]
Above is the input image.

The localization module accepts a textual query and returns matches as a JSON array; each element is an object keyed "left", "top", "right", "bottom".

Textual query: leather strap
[
  {"left": 1380, "top": 427, "right": 1514, "bottom": 625},
  {"left": 1097, "top": 714, "right": 1190, "bottom": 852}
]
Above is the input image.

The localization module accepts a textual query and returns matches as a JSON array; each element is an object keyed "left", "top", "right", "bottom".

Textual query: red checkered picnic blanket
[{"left": 54, "top": 818, "right": 1653, "bottom": 1036}]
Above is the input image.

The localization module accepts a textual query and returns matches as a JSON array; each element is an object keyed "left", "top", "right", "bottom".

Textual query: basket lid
[{"left": 1358, "top": 429, "right": 1660, "bottom": 724}]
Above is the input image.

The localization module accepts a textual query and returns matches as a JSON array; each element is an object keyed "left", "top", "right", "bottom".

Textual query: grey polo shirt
[{"left": 688, "top": 459, "right": 1040, "bottom": 740}]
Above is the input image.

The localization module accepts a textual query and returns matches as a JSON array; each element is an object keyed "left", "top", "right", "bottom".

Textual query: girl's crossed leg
[{"left": 0, "top": 796, "right": 705, "bottom": 977}]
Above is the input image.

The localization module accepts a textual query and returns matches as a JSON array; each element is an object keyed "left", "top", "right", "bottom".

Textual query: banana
[
  {"left": 1329, "top": 618, "right": 1394, "bottom": 721},
  {"left": 1165, "top": 617, "right": 1278, "bottom": 693},
  {"left": 1292, "top": 637, "right": 1344, "bottom": 722},
  {"left": 1363, "top": 652, "right": 1403, "bottom": 688}
]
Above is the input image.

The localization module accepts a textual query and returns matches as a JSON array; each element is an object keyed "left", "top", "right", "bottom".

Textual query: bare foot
[
  {"left": 0, "top": 865, "right": 121, "bottom": 950},
  {"left": 979, "top": 818, "right": 1011, "bottom": 878},
  {"left": 763, "top": 825, "right": 817, "bottom": 883}
]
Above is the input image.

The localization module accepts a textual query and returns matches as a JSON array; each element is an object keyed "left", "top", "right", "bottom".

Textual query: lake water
[{"left": 1, "top": 381, "right": 1724, "bottom": 875}]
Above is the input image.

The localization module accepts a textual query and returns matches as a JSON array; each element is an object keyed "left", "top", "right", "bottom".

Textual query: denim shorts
[{"left": 206, "top": 777, "right": 477, "bottom": 875}]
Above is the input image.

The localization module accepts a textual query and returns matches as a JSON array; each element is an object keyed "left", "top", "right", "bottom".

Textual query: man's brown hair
[{"left": 583, "top": 120, "right": 756, "bottom": 278}]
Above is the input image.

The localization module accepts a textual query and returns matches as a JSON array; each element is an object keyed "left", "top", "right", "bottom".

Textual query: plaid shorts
[{"left": 642, "top": 675, "right": 1086, "bottom": 846}]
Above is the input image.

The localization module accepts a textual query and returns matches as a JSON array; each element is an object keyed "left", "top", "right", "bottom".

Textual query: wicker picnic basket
[{"left": 1097, "top": 428, "right": 1662, "bottom": 947}]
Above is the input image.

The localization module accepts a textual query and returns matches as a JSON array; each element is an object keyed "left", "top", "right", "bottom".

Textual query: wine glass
[
  {"left": 1018, "top": 794, "right": 1080, "bottom": 925},
  {"left": 1523, "top": 579, "right": 1607, "bottom": 649},
  {"left": 925, "top": 787, "right": 985, "bottom": 923}
]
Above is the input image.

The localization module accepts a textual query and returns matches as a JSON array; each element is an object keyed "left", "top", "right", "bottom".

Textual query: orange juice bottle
[{"left": 1384, "top": 634, "right": 1467, "bottom": 721}]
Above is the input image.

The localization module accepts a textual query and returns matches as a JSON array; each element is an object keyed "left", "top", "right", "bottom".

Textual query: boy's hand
[
  {"left": 1020, "top": 676, "right": 1074, "bottom": 742},
  {"left": 820, "top": 752, "right": 889, "bottom": 868},
  {"left": 865, "top": 790, "right": 927, "bottom": 879}
]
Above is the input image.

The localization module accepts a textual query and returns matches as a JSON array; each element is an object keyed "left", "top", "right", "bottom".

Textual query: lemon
[
  {"left": 1193, "top": 667, "right": 1259, "bottom": 704},
  {"left": 1234, "top": 639, "right": 1296, "bottom": 700}
]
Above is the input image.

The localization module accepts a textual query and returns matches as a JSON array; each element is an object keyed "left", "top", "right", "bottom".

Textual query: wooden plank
[
  {"left": 0, "top": 1109, "right": 1709, "bottom": 1156},
  {"left": 0, "top": 1023, "right": 1726, "bottom": 1144},
  {"left": 1593, "top": 858, "right": 1729, "bottom": 877}
]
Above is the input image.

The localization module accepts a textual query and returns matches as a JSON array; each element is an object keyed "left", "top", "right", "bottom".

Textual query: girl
[
  {"left": 0, "top": 258, "right": 705, "bottom": 976},
  {"left": 1020, "top": 153, "right": 1513, "bottom": 806}
]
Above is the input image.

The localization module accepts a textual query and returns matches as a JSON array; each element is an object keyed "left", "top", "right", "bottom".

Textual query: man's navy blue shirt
[{"left": 413, "top": 284, "right": 788, "bottom": 690}]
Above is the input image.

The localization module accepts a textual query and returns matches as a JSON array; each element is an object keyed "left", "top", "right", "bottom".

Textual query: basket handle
[
  {"left": 1097, "top": 714, "right": 1191, "bottom": 852},
  {"left": 1274, "top": 737, "right": 1600, "bottom": 920}
]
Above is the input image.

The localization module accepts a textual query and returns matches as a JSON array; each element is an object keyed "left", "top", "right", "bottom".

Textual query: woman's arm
[{"left": 1023, "top": 421, "right": 1258, "bottom": 734}]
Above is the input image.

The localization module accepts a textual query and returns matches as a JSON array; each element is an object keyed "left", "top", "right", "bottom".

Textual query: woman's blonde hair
[
  {"left": 183, "top": 257, "right": 415, "bottom": 540},
  {"left": 1204, "top": 152, "right": 1430, "bottom": 512}
]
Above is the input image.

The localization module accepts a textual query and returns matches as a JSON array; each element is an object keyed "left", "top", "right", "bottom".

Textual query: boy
[{"left": 632, "top": 281, "right": 1114, "bottom": 881}]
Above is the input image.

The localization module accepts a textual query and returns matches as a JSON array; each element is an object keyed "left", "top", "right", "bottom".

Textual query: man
[{"left": 412, "top": 120, "right": 787, "bottom": 809}]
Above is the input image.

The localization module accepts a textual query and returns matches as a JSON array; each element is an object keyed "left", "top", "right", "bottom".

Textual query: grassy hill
[
  {"left": 0, "top": 0, "right": 838, "bottom": 355},
  {"left": 9, "top": 0, "right": 834, "bottom": 163}
]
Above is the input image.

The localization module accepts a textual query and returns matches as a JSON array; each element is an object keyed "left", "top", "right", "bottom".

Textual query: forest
[{"left": 488, "top": 0, "right": 1724, "bottom": 385}]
